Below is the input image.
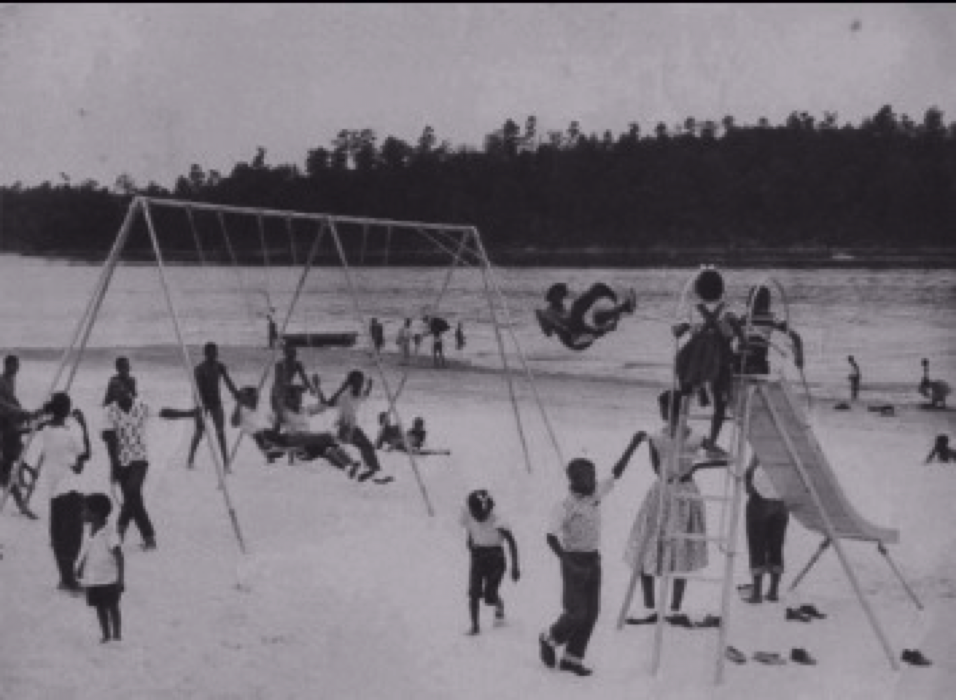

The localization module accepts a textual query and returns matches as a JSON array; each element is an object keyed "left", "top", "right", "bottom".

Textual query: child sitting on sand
[
  {"left": 536, "top": 282, "right": 637, "bottom": 351},
  {"left": 376, "top": 414, "right": 450, "bottom": 456},
  {"left": 460, "top": 489, "right": 520, "bottom": 635},
  {"left": 924, "top": 435, "right": 955, "bottom": 464}
]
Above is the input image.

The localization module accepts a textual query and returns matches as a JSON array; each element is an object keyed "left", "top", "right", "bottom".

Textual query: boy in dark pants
[
  {"left": 744, "top": 457, "right": 789, "bottom": 603},
  {"left": 459, "top": 489, "right": 520, "bottom": 635},
  {"left": 539, "top": 433, "right": 643, "bottom": 676}
]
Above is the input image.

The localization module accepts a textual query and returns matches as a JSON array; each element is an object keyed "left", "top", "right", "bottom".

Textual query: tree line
[{"left": 1, "top": 105, "right": 952, "bottom": 260}]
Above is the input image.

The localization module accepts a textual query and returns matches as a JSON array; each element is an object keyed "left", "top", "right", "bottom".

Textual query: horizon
[{"left": 1, "top": 4, "right": 953, "bottom": 189}]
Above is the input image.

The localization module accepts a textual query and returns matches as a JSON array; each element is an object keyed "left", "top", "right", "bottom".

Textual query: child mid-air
[
  {"left": 536, "top": 282, "right": 637, "bottom": 351},
  {"left": 459, "top": 489, "right": 520, "bottom": 635},
  {"left": 75, "top": 493, "right": 125, "bottom": 643}
]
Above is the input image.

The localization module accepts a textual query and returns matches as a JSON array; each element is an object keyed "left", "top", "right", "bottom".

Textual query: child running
[
  {"left": 75, "top": 493, "right": 124, "bottom": 643},
  {"left": 459, "top": 489, "right": 520, "bottom": 635},
  {"left": 536, "top": 282, "right": 637, "bottom": 351},
  {"left": 539, "top": 432, "right": 644, "bottom": 677},
  {"left": 622, "top": 390, "right": 726, "bottom": 626}
]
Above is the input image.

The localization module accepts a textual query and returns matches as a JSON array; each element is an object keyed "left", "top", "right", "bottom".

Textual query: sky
[{"left": 0, "top": 3, "right": 953, "bottom": 188}]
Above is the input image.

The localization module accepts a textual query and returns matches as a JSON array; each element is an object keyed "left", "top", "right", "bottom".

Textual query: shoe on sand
[
  {"left": 625, "top": 613, "right": 658, "bottom": 625},
  {"left": 798, "top": 604, "right": 826, "bottom": 619},
  {"left": 539, "top": 633, "right": 556, "bottom": 669},
  {"left": 754, "top": 651, "right": 786, "bottom": 665},
  {"left": 901, "top": 649, "right": 932, "bottom": 667},
  {"left": 559, "top": 659, "right": 593, "bottom": 676},
  {"left": 725, "top": 646, "right": 747, "bottom": 664},
  {"left": 666, "top": 613, "right": 693, "bottom": 628},
  {"left": 790, "top": 648, "right": 817, "bottom": 665},
  {"left": 786, "top": 607, "right": 812, "bottom": 623}
]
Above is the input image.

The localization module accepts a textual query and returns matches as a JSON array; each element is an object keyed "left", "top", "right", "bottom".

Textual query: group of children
[{"left": 391, "top": 316, "right": 466, "bottom": 368}]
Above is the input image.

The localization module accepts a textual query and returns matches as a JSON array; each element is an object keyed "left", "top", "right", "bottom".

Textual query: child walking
[
  {"left": 75, "top": 493, "right": 124, "bottom": 643},
  {"left": 539, "top": 432, "right": 644, "bottom": 676},
  {"left": 459, "top": 489, "right": 520, "bottom": 635},
  {"left": 623, "top": 390, "right": 725, "bottom": 626}
]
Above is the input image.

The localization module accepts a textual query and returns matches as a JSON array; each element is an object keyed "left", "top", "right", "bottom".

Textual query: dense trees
[{"left": 0, "top": 106, "right": 952, "bottom": 260}]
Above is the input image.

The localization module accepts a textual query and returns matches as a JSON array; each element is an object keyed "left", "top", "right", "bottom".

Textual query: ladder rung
[
  {"left": 667, "top": 534, "right": 728, "bottom": 544},
  {"left": 672, "top": 493, "right": 732, "bottom": 503},
  {"left": 667, "top": 573, "right": 725, "bottom": 584}
]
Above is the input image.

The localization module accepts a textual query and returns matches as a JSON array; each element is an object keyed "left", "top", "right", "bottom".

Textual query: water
[{"left": 1, "top": 255, "right": 953, "bottom": 399}]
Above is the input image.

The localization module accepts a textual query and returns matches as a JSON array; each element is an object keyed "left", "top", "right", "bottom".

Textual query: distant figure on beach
[
  {"left": 396, "top": 319, "right": 413, "bottom": 365},
  {"left": 536, "top": 282, "right": 637, "bottom": 351},
  {"left": 924, "top": 435, "right": 955, "bottom": 464},
  {"left": 188, "top": 342, "right": 240, "bottom": 472},
  {"left": 847, "top": 356, "right": 861, "bottom": 402},
  {"left": 369, "top": 317, "right": 385, "bottom": 355},
  {"left": 918, "top": 359, "right": 951, "bottom": 410},
  {"left": 267, "top": 310, "right": 279, "bottom": 349},
  {"left": 426, "top": 315, "right": 451, "bottom": 368},
  {"left": 455, "top": 322, "right": 466, "bottom": 352}
]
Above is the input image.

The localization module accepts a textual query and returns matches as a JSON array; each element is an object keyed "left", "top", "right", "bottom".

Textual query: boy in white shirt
[
  {"left": 75, "top": 493, "right": 124, "bottom": 643},
  {"left": 459, "top": 489, "right": 520, "bottom": 635}
]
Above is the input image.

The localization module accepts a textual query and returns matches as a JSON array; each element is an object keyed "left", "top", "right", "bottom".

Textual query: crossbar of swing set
[{"left": 138, "top": 196, "right": 475, "bottom": 233}]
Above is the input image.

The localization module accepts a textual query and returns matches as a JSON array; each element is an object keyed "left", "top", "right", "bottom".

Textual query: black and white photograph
[{"left": 0, "top": 4, "right": 953, "bottom": 698}]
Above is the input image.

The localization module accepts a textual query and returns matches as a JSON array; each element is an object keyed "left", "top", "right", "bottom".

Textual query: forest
[{"left": 0, "top": 105, "right": 953, "bottom": 265}]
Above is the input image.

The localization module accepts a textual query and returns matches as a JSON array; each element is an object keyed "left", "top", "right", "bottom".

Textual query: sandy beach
[{"left": 1, "top": 345, "right": 953, "bottom": 700}]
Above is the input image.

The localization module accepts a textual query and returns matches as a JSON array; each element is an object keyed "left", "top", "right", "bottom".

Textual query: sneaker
[
  {"left": 754, "top": 651, "right": 786, "bottom": 665},
  {"left": 558, "top": 659, "right": 593, "bottom": 677},
  {"left": 786, "top": 607, "right": 812, "bottom": 623},
  {"left": 141, "top": 538, "right": 157, "bottom": 551},
  {"left": 357, "top": 468, "right": 378, "bottom": 483},
  {"left": 666, "top": 613, "right": 693, "bottom": 628},
  {"left": 539, "top": 633, "right": 556, "bottom": 669},
  {"left": 797, "top": 604, "right": 826, "bottom": 619},
  {"left": 725, "top": 646, "right": 747, "bottom": 665},
  {"left": 901, "top": 649, "right": 932, "bottom": 667},
  {"left": 696, "top": 614, "right": 722, "bottom": 629},
  {"left": 372, "top": 475, "right": 395, "bottom": 485}
]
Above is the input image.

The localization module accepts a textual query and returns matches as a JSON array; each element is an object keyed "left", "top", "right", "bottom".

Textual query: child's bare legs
[
  {"left": 96, "top": 606, "right": 111, "bottom": 642},
  {"left": 468, "top": 595, "right": 481, "bottom": 635}
]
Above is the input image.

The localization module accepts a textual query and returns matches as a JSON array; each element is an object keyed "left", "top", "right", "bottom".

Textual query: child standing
[
  {"left": 743, "top": 457, "right": 788, "bottom": 603},
  {"left": 847, "top": 356, "right": 861, "bottom": 402},
  {"left": 75, "top": 493, "right": 124, "bottom": 643},
  {"left": 539, "top": 432, "right": 644, "bottom": 676},
  {"left": 623, "top": 391, "right": 724, "bottom": 625},
  {"left": 459, "top": 489, "right": 520, "bottom": 635}
]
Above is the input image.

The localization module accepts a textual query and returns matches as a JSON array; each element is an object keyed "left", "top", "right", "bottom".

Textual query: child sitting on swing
[{"left": 536, "top": 282, "right": 637, "bottom": 351}]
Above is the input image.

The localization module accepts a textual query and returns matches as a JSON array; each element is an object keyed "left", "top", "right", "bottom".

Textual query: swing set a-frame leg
[
  {"left": 877, "top": 542, "right": 924, "bottom": 610},
  {"left": 788, "top": 538, "right": 831, "bottom": 592}
]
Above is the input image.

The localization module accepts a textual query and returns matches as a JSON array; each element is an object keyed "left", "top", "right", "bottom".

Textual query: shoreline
[{"left": 5, "top": 247, "right": 954, "bottom": 269}]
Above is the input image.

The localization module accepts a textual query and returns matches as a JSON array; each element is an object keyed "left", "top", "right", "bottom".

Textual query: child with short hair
[
  {"left": 539, "top": 432, "right": 644, "bottom": 677},
  {"left": 536, "top": 282, "right": 637, "bottom": 352},
  {"left": 673, "top": 266, "right": 743, "bottom": 456},
  {"left": 75, "top": 493, "right": 124, "bottom": 643},
  {"left": 459, "top": 489, "right": 520, "bottom": 635}
]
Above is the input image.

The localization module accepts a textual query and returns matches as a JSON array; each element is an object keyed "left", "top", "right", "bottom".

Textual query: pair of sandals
[
  {"left": 725, "top": 646, "right": 817, "bottom": 666},
  {"left": 625, "top": 613, "right": 721, "bottom": 629}
]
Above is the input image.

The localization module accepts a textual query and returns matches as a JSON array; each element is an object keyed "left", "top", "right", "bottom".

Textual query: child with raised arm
[
  {"left": 75, "top": 493, "right": 124, "bottom": 643},
  {"left": 327, "top": 370, "right": 391, "bottom": 482},
  {"left": 623, "top": 390, "right": 726, "bottom": 626},
  {"left": 539, "top": 432, "right": 643, "bottom": 677},
  {"left": 460, "top": 489, "right": 520, "bottom": 635}
]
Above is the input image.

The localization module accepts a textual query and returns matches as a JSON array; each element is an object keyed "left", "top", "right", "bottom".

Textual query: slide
[{"left": 744, "top": 378, "right": 899, "bottom": 544}]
